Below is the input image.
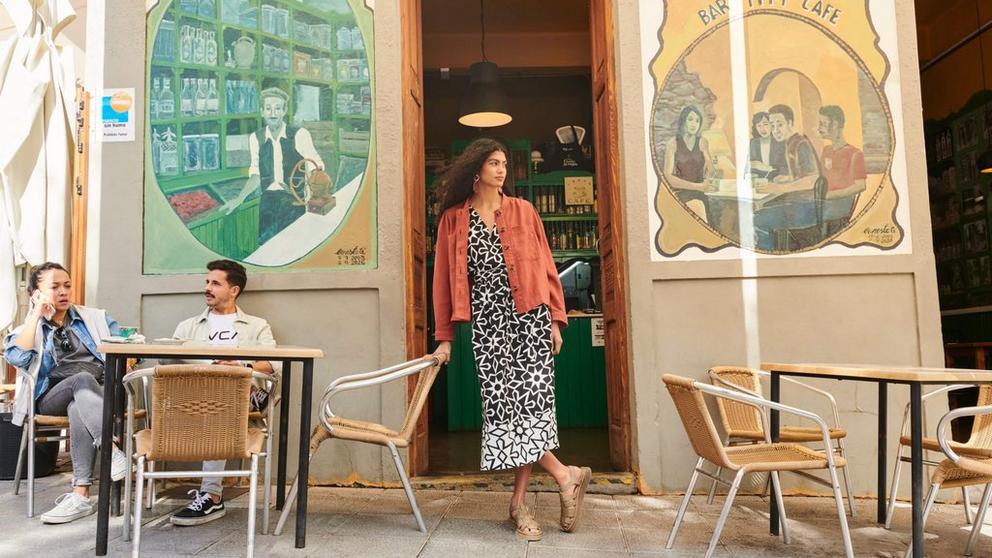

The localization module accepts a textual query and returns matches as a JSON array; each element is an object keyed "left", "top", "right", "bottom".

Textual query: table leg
[
  {"left": 910, "top": 382, "right": 924, "bottom": 558},
  {"left": 111, "top": 357, "right": 126, "bottom": 516},
  {"left": 295, "top": 358, "right": 314, "bottom": 548},
  {"left": 878, "top": 381, "right": 887, "bottom": 524},
  {"left": 770, "top": 371, "right": 780, "bottom": 537},
  {"left": 277, "top": 360, "right": 291, "bottom": 510},
  {"left": 95, "top": 354, "right": 118, "bottom": 556}
]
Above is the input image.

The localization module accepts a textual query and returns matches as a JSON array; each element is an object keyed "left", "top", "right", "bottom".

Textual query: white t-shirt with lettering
[{"left": 207, "top": 312, "right": 240, "bottom": 346}]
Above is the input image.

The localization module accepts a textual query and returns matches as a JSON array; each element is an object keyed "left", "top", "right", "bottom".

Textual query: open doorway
[{"left": 401, "top": 0, "right": 631, "bottom": 478}]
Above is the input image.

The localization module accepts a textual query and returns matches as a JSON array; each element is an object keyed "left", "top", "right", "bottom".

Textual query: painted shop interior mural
[
  {"left": 144, "top": 0, "right": 375, "bottom": 273},
  {"left": 648, "top": 1, "right": 906, "bottom": 258}
]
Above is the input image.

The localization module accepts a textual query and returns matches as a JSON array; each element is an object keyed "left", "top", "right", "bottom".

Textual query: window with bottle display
[
  {"left": 424, "top": 140, "right": 600, "bottom": 262},
  {"left": 145, "top": 0, "right": 376, "bottom": 272}
]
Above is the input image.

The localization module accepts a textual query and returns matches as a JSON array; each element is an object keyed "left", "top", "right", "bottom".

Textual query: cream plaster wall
[{"left": 615, "top": 0, "right": 944, "bottom": 495}]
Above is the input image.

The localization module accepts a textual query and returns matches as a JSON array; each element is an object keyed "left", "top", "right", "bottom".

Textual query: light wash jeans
[{"left": 36, "top": 370, "right": 104, "bottom": 487}]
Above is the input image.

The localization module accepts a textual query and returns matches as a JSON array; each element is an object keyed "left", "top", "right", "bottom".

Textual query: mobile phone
[{"left": 32, "top": 291, "right": 55, "bottom": 321}]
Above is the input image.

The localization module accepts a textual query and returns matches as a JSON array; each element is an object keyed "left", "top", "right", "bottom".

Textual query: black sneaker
[{"left": 170, "top": 490, "right": 226, "bottom": 526}]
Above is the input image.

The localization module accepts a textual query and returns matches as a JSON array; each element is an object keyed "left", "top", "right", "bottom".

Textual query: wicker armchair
[
  {"left": 708, "top": 367, "right": 855, "bottom": 515},
  {"left": 273, "top": 355, "right": 442, "bottom": 536},
  {"left": 903, "top": 403, "right": 992, "bottom": 557},
  {"left": 884, "top": 384, "right": 992, "bottom": 529},
  {"left": 663, "top": 374, "right": 853, "bottom": 558},
  {"left": 122, "top": 365, "right": 273, "bottom": 558}
]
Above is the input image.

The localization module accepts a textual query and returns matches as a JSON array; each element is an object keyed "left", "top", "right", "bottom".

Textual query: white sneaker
[
  {"left": 40, "top": 492, "right": 95, "bottom": 524},
  {"left": 110, "top": 445, "right": 128, "bottom": 482}
]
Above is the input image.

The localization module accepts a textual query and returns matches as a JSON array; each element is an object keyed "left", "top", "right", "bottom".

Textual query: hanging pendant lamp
[{"left": 458, "top": 0, "right": 512, "bottom": 128}]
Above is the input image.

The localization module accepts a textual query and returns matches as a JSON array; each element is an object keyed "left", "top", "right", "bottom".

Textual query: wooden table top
[
  {"left": 97, "top": 343, "right": 324, "bottom": 359},
  {"left": 762, "top": 362, "right": 992, "bottom": 383}
]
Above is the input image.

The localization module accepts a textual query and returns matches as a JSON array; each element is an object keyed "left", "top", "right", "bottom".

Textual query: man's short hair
[
  {"left": 819, "top": 105, "right": 845, "bottom": 129},
  {"left": 207, "top": 259, "right": 247, "bottom": 296},
  {"left": 260, "top": 87, "right": 289, "bottom": 105},
  {"left": 768, "top": 104, "right": 795, "bottom": 124}
]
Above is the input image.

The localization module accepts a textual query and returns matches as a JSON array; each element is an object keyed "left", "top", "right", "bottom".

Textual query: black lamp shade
[
  {"left": 978, "top": 149, "right": 992, "bottom": 174},
  {"left": 458, "top": 61, "right": 512, "bottom": 128}
]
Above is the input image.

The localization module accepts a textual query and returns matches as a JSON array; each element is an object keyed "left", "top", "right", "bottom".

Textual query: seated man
[
  {"left": 753, "top": 104, "right": 822, "bottom": 251},
  {"left": 169, "top": 259, "right": 278, "bottom": 526},
  {"left": 817, "top": 105, "right": 867, "bottom": 228}
]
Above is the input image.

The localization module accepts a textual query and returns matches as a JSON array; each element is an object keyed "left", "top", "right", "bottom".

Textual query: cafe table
[
  {"left": 94, "top": 342, "right": 324, "bottom": 555},
  {"left": 762, "top": 362, "right": 992, "bottom": 558}
]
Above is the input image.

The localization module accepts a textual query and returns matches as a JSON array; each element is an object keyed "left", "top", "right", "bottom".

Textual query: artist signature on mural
[
  {"left": 336, "top": 247, "right": 367, "bottom": 266},
  {"left": 863, "top": 224, "right": 897, "bottom": 245}
]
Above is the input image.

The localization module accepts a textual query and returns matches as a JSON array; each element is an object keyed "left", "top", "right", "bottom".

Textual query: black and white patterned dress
[{"left": 468, "top": 207, "right": 559, "bottom": 471}]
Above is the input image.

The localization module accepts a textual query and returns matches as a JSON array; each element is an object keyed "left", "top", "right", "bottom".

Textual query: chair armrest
[
  {"left": 709, "top": 374, "right": 771, "bottom": 442},
  {"left": 938, "top": 404, "right": 992, "bottom": 463},
  {"left": 694, "top": 380, "right": 838, "bottom": 465},
  {"left": 319, "top": 356, "right": 441, "bottom": 432},
  {"left": 756, "top": 370, "right": 842, "bottom": 427},
  {"left": 897, "top": 384, "right": 977, "bottom": 438}
]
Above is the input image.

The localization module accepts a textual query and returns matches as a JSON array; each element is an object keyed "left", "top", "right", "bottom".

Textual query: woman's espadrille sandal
[
  {"left": 509, "top": 504, "right": 542, "bottom": 541},
  {"left": 559, "top": 465, "right": 592, "bottom": 532}
]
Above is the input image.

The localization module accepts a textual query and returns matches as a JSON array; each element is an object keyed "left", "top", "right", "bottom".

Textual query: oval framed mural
[
  {"left": 143, "top": 0, "right": 375, "bottom": 272},
  {"left": 647, "top": 3, "right": 906, "bottom": 258}
]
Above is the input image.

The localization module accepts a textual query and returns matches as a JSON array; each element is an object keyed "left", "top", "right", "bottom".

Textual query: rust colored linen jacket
[{"left": 432, "top": 195, "right": 568, "bottom": 342}]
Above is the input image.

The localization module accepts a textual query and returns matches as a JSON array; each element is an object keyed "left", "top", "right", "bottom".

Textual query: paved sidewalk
[{"left": 1, "top": 470, "right": 989, "bottom": 557}]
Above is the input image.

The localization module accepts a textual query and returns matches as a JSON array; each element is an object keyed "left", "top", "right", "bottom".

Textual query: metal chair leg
[
  {"left": 247, "top": 454, "right": 259, "bottom": 558},
  {"left": 13, "top": 426, "right": 27, "bottom": 496},
  {"left": 27, "top": 416, "right": 35, "bottom": 518},
  {"left": 885, "top": 447, "right": 905, "bottom": 529},
  {"left": 828, "top": 464, "right": 854, "bottom": 558},
  {"left": 903, "top": 482, "right": 940, "bottom": 558},
  {"left": 145, "top": 461, "right": 155, "bottom": 509},
  {"left": 706, "top": 466, "right": 722, "bottom": 504},
  {"left": 770, "top": 471, "right": 790, "bottom": 544},
  {"left": 837, "top": 438, "right": 856, "bottom": 517},
  {"left": 273, "top": 475, "right": 300, "bottom": 537},
  {"left": 667, "top": 457, "right": 704, "bottom": 550},
  {"left": 963, "top": 486, "right": 974, "bottom": 525},
  {"left": 123, "top": 402, "right": 135, "bottom": 540},
  {"left": 965, "top": 483, "right": 992, "bottom": 556},
  {"left": 132, "top": 456, "right": 145, "bottom": 558},
  {"left": 262, "top": 405, "right": 274, "bottom": 535},
  {"left": 387, "top": 441, "right": 426, "bottom": 533},
  {"left": 706, "top": 469, "right": 744, "bottom": 558}
]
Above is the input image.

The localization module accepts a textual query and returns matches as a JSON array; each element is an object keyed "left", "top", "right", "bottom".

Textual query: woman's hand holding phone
[{"left": 31, "top": 291, "right": 56, "bottom": 321}]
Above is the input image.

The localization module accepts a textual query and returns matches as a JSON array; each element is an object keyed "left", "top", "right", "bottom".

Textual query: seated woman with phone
[{"left": 3, "top": 262, "right": 128, "bottom": 524}]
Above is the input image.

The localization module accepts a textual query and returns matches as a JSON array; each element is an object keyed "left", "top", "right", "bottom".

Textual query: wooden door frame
[{"left": 401, "top": 0, "right": 634, "bottom": 475}]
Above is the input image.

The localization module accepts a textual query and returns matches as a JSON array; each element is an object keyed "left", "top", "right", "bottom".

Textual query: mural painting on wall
[
  {"left": 648, "top": 1, "right": 906, "bottom": 258},
  {"left": 144, "top": 0, "right": 376, "bottom": 273}
]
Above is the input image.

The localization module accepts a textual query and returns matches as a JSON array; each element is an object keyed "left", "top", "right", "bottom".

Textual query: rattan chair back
[
  {"left": 663, "top": 374, "right": 734, "bottom": 469},
  {"left": 965, "top": 386, "right": 992, "bottom": 449},
  {"left": 397, "top": 360, "right": 442, "bottom": 443},
  {"left": 708, "top": 367, "right": 765, "bottom": 438},
  {"left": 147, "top": 365, "right": 252, "bottom": 462}
]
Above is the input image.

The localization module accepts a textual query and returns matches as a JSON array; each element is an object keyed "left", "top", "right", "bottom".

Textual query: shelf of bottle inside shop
[
  {"left": 524, "top": 169, "right": 595, "bottom": 185},
  {"left": 552, "top": 249, "right": 599, "bottom": 260},
  {"left": 150, "top": 114, "right": 242, "bottom": 126},
  {"left": 156, "top": 168, "right": 248, "bottom": 195},
  {"left": 538, "top": 213, "right": 598, "bottom": 222},
  {"left": 175, "top": 10, "right": 218, "bottom": 28},
  {"left": 292, "top": 41, "right": 333, "bottom": 56}
]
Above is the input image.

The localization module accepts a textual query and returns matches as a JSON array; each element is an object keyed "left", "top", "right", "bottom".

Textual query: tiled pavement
[{"left": 1, "top": 470, "right": 990, "bottom": 557}]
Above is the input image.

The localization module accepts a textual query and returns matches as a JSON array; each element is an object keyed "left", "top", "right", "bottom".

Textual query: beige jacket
[{"left": 172, "top": 306, "right": 282, "bottom": 375}]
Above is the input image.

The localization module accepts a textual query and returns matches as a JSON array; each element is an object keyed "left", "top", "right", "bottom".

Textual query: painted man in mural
[
  {"left": 221, "top": 87, "right": 325, "bottom": 244},
  {"left": 752, "top": 104, "right": 823, "bottom": 250},
  {"left": 817, "top": 105, "right": 866, "bottom": 229}
]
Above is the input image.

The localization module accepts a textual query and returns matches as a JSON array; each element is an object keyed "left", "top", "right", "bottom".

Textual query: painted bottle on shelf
[
  {"left": 195, "top": 78, "right": 208, "bottom": 116},
  {"left": 180, "top": 26, "right": 193, "bottom": 64},
  {"left": 205, "top": 30, "right": 218, "bottom": 66},
  {"left": 150, "top": 77, "right": 161, "bottom": 120},
  {"left": 180, "top": 78, "right": 193, "bottom": 116},
  {"left": 206, "top": 78, "right": 219, "bottom": 115},
  {"left": 193, "top": 28, "right": 206, "bottom": 65},
  {"left": 158, "top": 77, "right": 175, "bottom": 120},
  {"left": 151, "top": 129, "right": 162, "bottom": 174},
  {"left": 159, "top": 127, "right": 179, "bottom": 176}
]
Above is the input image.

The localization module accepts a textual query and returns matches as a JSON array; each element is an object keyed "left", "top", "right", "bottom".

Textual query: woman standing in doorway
[{"left": 432, "top": 138, "right": 592, "bottom": 541}]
